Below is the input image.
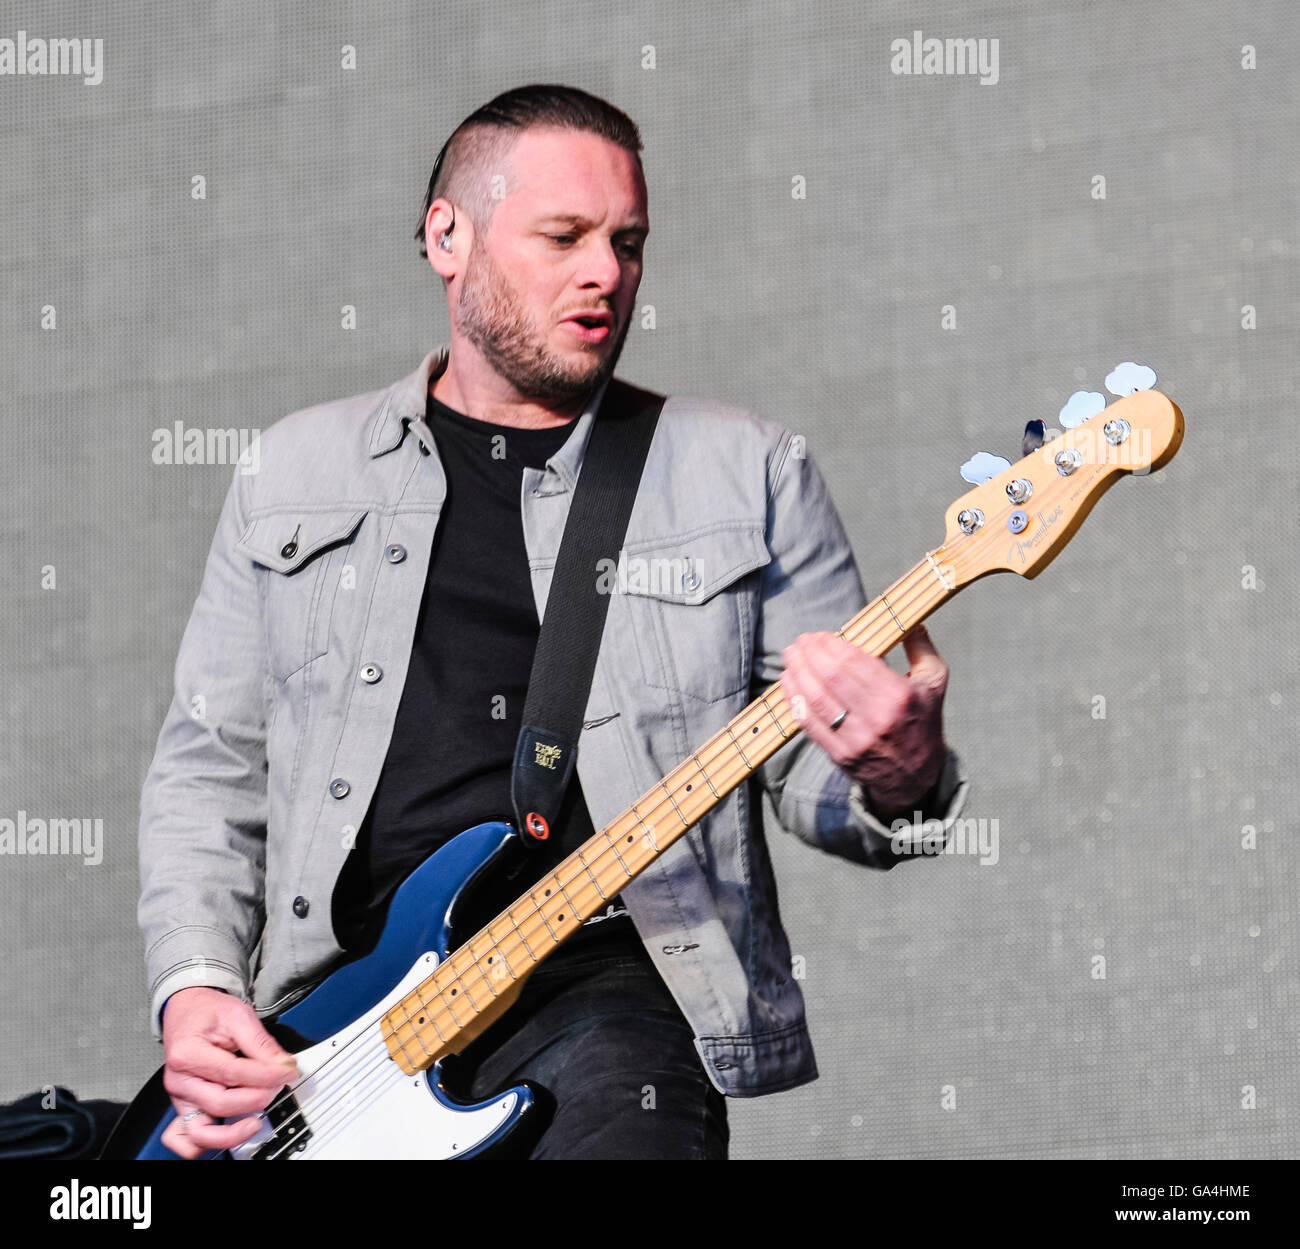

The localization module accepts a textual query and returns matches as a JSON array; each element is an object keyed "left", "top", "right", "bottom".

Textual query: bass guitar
[{"left": 103, "top": 374, "right": 1184, "bottom": 1159}]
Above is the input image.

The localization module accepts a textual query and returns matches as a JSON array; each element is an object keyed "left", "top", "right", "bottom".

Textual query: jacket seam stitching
[
  {"left": 696, "top": 1017, "right": 809, "bottom": 1046},
  {"left": 621, "top": 518, "right": 763, "bottom": 553}
]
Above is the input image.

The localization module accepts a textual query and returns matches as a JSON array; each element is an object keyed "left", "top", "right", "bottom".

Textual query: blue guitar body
[{"left": 102, "top": 821, "right": 548, "bottom": 1160}]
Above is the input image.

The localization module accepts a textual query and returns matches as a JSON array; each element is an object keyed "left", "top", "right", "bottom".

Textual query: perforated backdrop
[{"left": 2, "top": 0, "right": 1296, "bottom": 1160}]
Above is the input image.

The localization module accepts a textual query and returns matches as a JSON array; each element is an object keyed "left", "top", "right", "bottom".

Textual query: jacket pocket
[
  {"left": 236, "top": 508, "right": 368, "bottom": 680},
  {"left": 616, "top": 523, "right": 771, "bottom": 703}
]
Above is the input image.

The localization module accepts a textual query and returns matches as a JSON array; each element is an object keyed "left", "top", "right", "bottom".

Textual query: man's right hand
[{"left": 159, "top": 986, "right": 301, "bottom": 1160}]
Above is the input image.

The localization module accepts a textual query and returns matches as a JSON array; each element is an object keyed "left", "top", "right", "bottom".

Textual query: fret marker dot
[
  {"left": 450, "top": 989, "right": 457, "bottom": 996},
  {"left": 627, "top": 835, "right": 633, "bottom": 842}
]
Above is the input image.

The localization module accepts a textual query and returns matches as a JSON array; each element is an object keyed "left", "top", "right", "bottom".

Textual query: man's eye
[{"left": 548, "top": 234, "right": 576, "bottom": 245}]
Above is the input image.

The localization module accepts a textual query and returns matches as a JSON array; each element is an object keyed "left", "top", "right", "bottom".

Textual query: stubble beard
[{"left": 456, "top": 239, "right": 630, "bottom": 406}]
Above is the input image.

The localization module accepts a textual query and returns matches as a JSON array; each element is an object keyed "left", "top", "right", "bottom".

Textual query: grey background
[{"left": 2, "top": 0, "right": 1296, "bottom": 1159}]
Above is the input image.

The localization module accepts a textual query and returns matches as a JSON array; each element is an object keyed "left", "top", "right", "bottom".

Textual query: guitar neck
[{"left": 381, "top": 545, "right": 959, "bottom": 1071}]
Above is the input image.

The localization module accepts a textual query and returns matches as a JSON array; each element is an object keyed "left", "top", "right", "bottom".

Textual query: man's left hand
[{"left": 780, "top": 624, "right": 949, "bottom": 821}]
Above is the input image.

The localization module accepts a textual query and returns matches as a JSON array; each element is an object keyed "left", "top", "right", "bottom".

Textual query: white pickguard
[{"left": 229, "top": 952, "right": 519, "bottom": 1160}]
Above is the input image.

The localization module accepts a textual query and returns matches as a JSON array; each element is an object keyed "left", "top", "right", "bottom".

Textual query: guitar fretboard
[{"left": 381, "top": 544, "right": 960, "bottom": 1072}]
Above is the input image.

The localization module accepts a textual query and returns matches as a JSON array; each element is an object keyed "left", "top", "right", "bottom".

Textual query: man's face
[{"left": 453, "top": 127, "right": 648, "bottom": 405}]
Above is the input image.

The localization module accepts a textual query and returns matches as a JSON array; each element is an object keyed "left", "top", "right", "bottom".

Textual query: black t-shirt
[{"left": 331, "top": 389, "right": 639, "bottom": 959}]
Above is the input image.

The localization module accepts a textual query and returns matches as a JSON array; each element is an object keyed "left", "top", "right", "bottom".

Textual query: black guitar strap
[{"left": 511, "top": 378, "right": 665, "bottom": 848}]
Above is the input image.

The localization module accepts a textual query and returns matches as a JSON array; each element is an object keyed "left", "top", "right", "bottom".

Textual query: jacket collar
[{"left": 366, "top": 344, "right": 611, "bottom": 492}]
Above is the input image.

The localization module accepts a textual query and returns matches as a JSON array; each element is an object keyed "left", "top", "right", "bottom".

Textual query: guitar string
[
  {"left": 271, "top": 1035, "right": 437, "bottom": 1160},
  {"left": 241, "top": 551, "right": 964, "bottom": 1156}
]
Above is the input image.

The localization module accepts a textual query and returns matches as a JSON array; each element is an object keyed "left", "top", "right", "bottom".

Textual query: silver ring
[
  {"left": 829, "top": 709, "right": 849, "bottom": 731},
  {"left": 180, "top": 1110, "right": 203, "bottom": 1124}
]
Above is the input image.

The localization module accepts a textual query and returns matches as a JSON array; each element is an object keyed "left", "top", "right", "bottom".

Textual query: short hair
[{"left": 413, "top": 83, "right": 644, "bottom": 259}]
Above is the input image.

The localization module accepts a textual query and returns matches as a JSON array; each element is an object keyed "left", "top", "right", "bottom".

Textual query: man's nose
[{"left": 576, "top": 237, "right": 624, "bottom": 293}]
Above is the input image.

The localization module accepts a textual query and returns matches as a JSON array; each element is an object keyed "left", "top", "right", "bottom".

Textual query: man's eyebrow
[{"left": 535, "top": 213, "right": 648, "bottom": 236}]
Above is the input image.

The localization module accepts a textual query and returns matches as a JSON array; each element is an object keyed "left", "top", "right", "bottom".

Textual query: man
[{"left": 139, "top": 84, "right": 969, "bottom": 1160}]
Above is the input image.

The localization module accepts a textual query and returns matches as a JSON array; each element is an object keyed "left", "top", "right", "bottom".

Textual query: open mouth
[{"left": 563, "top": 314, "right": 611, "bottom": 343}]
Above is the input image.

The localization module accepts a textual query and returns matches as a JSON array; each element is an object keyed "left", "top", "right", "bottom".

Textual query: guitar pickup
[{"left": 249, "top": 1087, "right": 312, "bottom": 1160}]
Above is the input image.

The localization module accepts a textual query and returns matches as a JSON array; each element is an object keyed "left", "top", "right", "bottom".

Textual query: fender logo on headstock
[{"left": 1008, "top": 505, "right": 1064, "bottom": 566}]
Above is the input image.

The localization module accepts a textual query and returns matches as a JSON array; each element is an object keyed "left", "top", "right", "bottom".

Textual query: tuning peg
[
  {"left": 1105, "top": 361, "right": 1158, "bottom": 396},
  {"left": 1021, "top": 419, "right": 1047, "bottom": 458},
  {"left": 961, "top": 451, "right": 1011, "bottom": 485},
  {"left": 1059, "top": 390, "right": 1107, "bottom": 429}
]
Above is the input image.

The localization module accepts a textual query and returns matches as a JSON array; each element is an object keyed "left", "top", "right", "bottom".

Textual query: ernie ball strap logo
[{"left": 533, "top": 742, "right": 562, "bottom": 770}]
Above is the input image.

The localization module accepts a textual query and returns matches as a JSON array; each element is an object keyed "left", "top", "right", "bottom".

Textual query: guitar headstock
[{"left": 941, "top": 370, "right": 1184, "bottom": 585}]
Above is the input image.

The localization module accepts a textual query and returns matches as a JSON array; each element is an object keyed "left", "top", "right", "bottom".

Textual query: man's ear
[{"left": 426, "top": 199, "right": 460, "bottom": 278}]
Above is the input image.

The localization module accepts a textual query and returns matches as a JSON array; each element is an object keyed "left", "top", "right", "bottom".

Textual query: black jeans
[{"left": 447, "top": 921, "right": 729, "bottom": 1159}]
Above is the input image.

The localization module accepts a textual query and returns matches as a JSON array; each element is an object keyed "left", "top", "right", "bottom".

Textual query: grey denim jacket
[{"left": 138, "top": 346, "right": 970, "bottom": 1097}]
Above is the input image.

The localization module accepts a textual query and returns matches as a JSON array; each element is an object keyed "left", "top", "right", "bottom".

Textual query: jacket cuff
[
  {"left": 147, "top": 927, "right": 252, "bottom": 1039},
  {"left": 848, "top": 747, "right": 970, "bottom": 863}
]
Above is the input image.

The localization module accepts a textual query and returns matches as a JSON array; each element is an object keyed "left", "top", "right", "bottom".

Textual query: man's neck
[{"left": 430, "top": 355, "right": 590, "bottom": 429}]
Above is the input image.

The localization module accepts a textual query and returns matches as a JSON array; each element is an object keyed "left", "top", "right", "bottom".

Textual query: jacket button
[
  {"left": 292, "top": 896, "right": 309, "bottom": 918},
  {"left": 385, "top": 544, "right": 407, "bottom": 564},
  {"left": 360, "top": 663, "right": 383, "bottom": 684},
  {"left": 682, "top": 570, "right": 701, "bottom": 592},
  {"left": 329, "top": 777, "right": 350, "bottom": 799}
]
